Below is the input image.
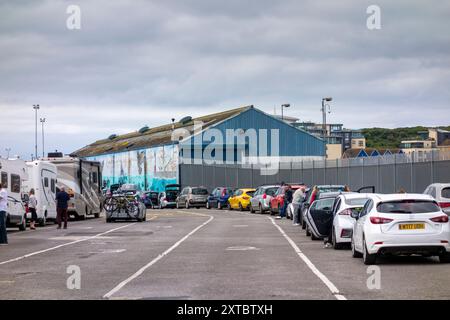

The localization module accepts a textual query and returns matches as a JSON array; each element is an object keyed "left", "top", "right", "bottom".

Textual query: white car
[
  {"left": 424, "top": 183, "right": 450, "bottom": 215},
  {"left": 331, "top": 194, "right": 371, "bottom": 249},
  {"left": 351, "top": 193, "right": 450, "bottom": 265}
]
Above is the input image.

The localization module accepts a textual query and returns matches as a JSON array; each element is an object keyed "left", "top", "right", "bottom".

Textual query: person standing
[
  {"left": 56, "top": 187, "right": 70, "bottom": 229},
  {"left": 292, "top": 186, "right": 306, "bottom": 226},
  {"left": 28, "top": 189, "right": 38, "bottom": 230},
  {"left": 0, "top": 183, "right": 8, "bottom": 245},
  {"left": 278, "top": 185, "right": 292, "bottom": 219}
]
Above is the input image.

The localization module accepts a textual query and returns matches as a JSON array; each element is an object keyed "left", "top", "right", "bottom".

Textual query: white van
[
  {"left": 24, "top": 160, "right": 57, "bottom": 225},
  {"left": 0, "top": 157, "right": 28, "bottom": 231}
]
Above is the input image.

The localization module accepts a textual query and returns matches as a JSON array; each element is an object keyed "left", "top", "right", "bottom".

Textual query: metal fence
[{"left": 179, "top": 150, "right": 450, "bottom": 193}]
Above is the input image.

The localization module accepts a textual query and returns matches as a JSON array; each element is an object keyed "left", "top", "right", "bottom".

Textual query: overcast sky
[{"left": 1, "top": 0, "right": 449, "bottom": 159}]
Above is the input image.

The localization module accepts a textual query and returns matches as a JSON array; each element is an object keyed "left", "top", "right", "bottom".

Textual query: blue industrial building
[{"left": 72, "top": 105, "right": 325, "bottom": 191}]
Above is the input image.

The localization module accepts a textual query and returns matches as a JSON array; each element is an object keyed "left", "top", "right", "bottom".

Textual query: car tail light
[
  {"left": 340, "top": 229, "right": 352, "bottom": 238},
  {"left": 430, "top": 215, "right": 449, "bottom": 223},
  {"left": 439, "top": 202, "right": 450, "bottom": 209},
  {"left": 370, "top": 217, "right": 393, "bottom": 224},
  {"left": 441, "top": 240, "right": 449, "bottom": 244},
  {"left": 338, "top": 209, "right": 352, "bottom": 215},
  {"left": 262, "top": 193, "right": 267, "bottom": 199},
  {"left": 374, "top": 241, "right": 384, "bottom": 245}
]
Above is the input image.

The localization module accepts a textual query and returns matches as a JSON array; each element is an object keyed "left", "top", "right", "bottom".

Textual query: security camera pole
[
  {"left": 33, "top": 104, "right": 40, "bottom": 160},
  {"left": 281, "top": 103, "right": 290, "bottom": 121},
  {"left": 40, "top": 118, "right": 46, "bottom": 158}
]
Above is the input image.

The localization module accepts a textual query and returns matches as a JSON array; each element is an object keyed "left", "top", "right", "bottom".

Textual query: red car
[{"left": 270, "top": 184, "right": 305, "bottom": 214}]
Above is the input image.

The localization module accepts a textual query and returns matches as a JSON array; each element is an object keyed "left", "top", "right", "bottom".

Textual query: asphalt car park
[{"left": 1, "top": 208, "right": 449, "bottom": 300}]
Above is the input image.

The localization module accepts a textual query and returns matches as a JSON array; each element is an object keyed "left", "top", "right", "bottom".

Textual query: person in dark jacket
[
  {"left": 56, "top": 187, "right": 71, "bottom": 229},
  {"left": 278, "top": 185, "right": 292, "bottom": 219}
]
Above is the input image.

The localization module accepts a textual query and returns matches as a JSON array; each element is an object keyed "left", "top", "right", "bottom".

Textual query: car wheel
[
  {"left": 39, "top": 214, "right": 46, "bottom": 227},
  {"left": 363, "top": 237, "right": 377, "bottom": 265},
  {"left": 439, "top": 252, "right": 450, "bottom": 263},
  {"left": 351, "top": 236, "right": 363, "bottom": 258},
  {"left": 258, "top": 204, "right": 263, "bottom": 214},
  {"left": 19, "top": 215, "right": 27, "bottom": 231},
  {"left": 305, "top": 225, "right": 311, "bottom": 237},
  {"left": 332, "top": 228, "right": 343, "bottom": 250},
  {"left": 250, "top": 205, "right": 255, "bottom": 213},
  {"left": 311, "top": 231, "right": 319, "bottom": 241},
  {"left": 239, "top": 203, "right": 244, "bottom": 211}
]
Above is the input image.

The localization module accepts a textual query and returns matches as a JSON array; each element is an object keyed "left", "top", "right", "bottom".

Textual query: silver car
[
  {"left": 176, "top": 186, "right": 209, "bottom": 209},
  {"left": 249, "top": 185, "right": 280, "bottom": 213}
]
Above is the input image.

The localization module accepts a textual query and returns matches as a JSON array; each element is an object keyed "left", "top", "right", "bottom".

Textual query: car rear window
[
  {"left": 442, "top": 188, "right": 450, "bottom": 199},
  {"left": 245, "top": 191, "right": 255, "bottom": 197},
  {"left": 345, "top": 198, "right": 369, "bottom": 206},
  {"left": 377, "top": 200, "right": 441, "bottom": 214},
  {"left": 265, "top": 187, "right": 279, "bottom": 196},
  {"left": 192, "top": 188, "right": 208, "bottom": 195},
  {"left": 318, "top": 186, "right": 345, "bottom": 193}
]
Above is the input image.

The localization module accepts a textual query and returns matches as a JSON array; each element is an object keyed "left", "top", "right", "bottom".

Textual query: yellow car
[{"left": 228, "top": 188, "right": 256, "bottom": 211}]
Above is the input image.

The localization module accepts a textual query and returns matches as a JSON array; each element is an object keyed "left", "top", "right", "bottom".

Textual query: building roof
[
  {"left": 342, "top": 148, "right": 402, "bottom": 158},
  {"left": 72, "top": 105, "right": 252, "bottom": 157}
]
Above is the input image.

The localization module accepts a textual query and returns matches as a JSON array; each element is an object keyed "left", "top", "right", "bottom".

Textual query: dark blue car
[{"left": 206, "top": 187, "right": 233, "bottom": 209}]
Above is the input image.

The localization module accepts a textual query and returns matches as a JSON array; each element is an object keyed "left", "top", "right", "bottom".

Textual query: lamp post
[
  {"left": 281, "top": 104, "right": 290, "bottom": 121},
  {"left": 321, "top": 97, "right": 332, "bottom": 158},
  {"left": 33, "top": 104, "right": 40, "bottom": 159},
  {"left": 40, "top": 118, "right": 46, "bottom": 158}
]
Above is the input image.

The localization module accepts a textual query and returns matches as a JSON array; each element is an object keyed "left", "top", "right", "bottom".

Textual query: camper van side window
[
  {"left": 44, "top": 177, "right": 49, "bottom": 188},
  {"left": 92, "top": 172, "right": 98, "bottom": 184},
  {"left": 1, "top": 172, "right": 7, "bottom": 187},
  {"left": 51, "top": 179, "right": 56, "bottom": 193},
  {"left": 10, "top": 174, "right": 20, "bottom": 193}
]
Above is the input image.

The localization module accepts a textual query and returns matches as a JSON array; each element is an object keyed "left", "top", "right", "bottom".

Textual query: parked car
[
  {"left": 300, "top": 185, "right": 347, "bottom": 229},
  {"left": 249, "top": 185, "right": 280, "bottom": 213},
  {"left": 143, "top": 191, "right": 159, "bottom": 209},
  {"left": 159, "top": 184, "right": 181, "bottom": 208},
  {"left": 176, "top": 186, "right": 209, "bottom": 209},
  {"left": 304, "top": 194, "right": 338, "bottom": 240},
  {"left": 207, "top": 187, "right": 233, "bottom": 209},
  {"left": 351, "top": 193, "right": 450, "bottom": 265},
  {"left": 424, "top": 183, "right": 450, "bottom": 215},
  {"left": 228, "top": 188, "right": 256, "bottom": 211},
  {"left": 270, "top": 184, "right": 305, "bottom": 216},
  {"left": 330, "top": 194, "right": 371, "bottom": 249}
]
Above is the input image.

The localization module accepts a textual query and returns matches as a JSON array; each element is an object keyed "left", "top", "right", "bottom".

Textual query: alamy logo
[
  {"left": 171, "top": 121, "right": 281, "bottom": 175},
  {"left": 366, "top": 265, "right": 381, "bottom": 290},
  {"left": 366, "top": 5, "right": 381, "bottom": 30},
  {"left": 67, "top": 265, "right": 81, "bottom": 290},
  {"left": 66, "top": 5, "right": 81, "bottom": 30}
]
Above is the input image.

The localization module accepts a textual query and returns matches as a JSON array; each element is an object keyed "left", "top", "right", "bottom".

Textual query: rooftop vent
[
  {"left": 179, "top": 116, "right": 192, "bottom": 125},
  {"left": 108, "top": 134, "right": 118, "bottom": 140},
  {"left": 139, "top": 126, "right": 150, "bottom": 134}
]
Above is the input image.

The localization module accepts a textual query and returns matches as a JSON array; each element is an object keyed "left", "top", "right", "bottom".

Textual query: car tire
[
  {"left": 363, "top": 237, "right": 377, "bottom": 265},
  {"left": 311, "top": 232, "right": 319, "bottom": 241},
  {"left": 250, "top": 205, "right": 255, "bottom": 213},
  {"left": 351, "top": 237, "right": 363, "bottom": 258},
  {"left": 306, "top": 225, "right": 311, "bottom": 237},
  {"left": 258, "top": 204, "right": 263, "bottom": 214},
  {"left": 19, "top": 215, "right": 27, "bottom": 231},
  {"left": 239, "top": 203, "right": 244, "bottom": 211},
  {"left": 94, "top": 211, "right": 100, "bottom": 218},
  {"left": 439, "top": 253, "right": 450, "bottom": 263},
  {"left": 39, "top": 214, "right": 46, "bottom": 227},
  {"left": 332, "top": 228, "right": 343, "bottom": 250}
]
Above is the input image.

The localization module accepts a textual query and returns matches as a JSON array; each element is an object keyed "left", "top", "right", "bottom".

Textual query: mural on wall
[{"left": 86, "top": 144, "right": 178, "bottom": 192}]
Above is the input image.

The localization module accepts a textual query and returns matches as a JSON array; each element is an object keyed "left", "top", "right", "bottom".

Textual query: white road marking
[
  {"left": 232, "top": 225, "right": 248, "bottom": 228},
  {"left": 48, "top": 236, "right": 116, "bottom": 241},
  {"left": 0, "top": 223, "right": 136, "bottom": 266},
  {"left": 226, "top": 246, "right": 260, "bottom": 251},
  {"left": 269, "top": 217, "right": 347, "bottom": 301},
  {"left": 103, "top": 215, "right": 214, "bottom": 299}
]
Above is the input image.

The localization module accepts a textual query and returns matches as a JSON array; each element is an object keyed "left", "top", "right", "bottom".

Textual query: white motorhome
[
  {"left": 46, "top": 153, "right": 102, "bottom": 219},
  {"left": 0, "top": 157, "right": 28, "bottom": 231},
  {"left": 24, "top": 160, "right": 57, "bottom": 225}
]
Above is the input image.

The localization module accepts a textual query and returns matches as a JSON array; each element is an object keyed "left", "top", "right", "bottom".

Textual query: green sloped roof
[{"left": 71, "top": 106, "right": 252, "bottom": 157}]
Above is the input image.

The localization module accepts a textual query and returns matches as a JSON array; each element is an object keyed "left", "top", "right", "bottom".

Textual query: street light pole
[
  {"left": 321, "top": 97, "right": 332, "bottom": 158},
  {"left": 281, "top": 104, "right": 290, "bottom": 121},
  {"left": 33, "top": 104, "right": 40, "bottom": 160},
  {"left": 40, "top": 118, "right": 46, "bottom": 159}
]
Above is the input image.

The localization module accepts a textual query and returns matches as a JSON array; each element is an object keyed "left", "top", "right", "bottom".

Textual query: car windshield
[
  {"left": 318, "top": 186, "right": 345, "bottom": 193},
  {"left": 345, "top": 198, "right": 369, "bottom": 206},
  {"left": 121, "top": 184, "right": 137, "bottom": 191},
  {"left": 377, "top": 200, "right": 441, "bottom": 214},
  {"left": 442, "top": 187, "right": 450, "bottom": 199},
  {"left": 192, "top": 188, "right": 208, "bottom": 195}
]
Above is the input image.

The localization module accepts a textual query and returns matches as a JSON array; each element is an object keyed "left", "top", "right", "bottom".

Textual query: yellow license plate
[{"left": 399, "top": 223, "right": 425, "bottom": 230}]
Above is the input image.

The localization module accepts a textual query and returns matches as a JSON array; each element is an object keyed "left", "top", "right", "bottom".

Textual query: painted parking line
[
  {"left": 103, "top": 215, "right": 214, "bottom": 299},
  {"left": 269, "top": 217, "right": 347, "bottom": 300},
  {"left": 0, "top": 223, "right": 138, "bottom": 266}
]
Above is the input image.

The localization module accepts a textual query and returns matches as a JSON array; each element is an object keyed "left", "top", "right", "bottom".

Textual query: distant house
[{"left": 342, "top": 148, "right": 403, "bottom": 159}]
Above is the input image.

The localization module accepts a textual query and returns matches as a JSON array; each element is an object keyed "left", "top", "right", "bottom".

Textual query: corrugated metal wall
[{"left": 179, "top": 159, "right": 450, "bottom": 194}]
